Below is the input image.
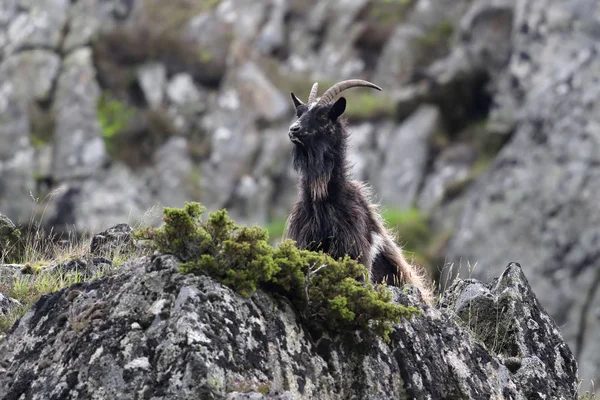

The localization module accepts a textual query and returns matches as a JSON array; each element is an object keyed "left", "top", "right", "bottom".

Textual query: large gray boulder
[
  {"left": 0, "top": 255, "right": 576, "bottom": 399},
  {"left": 378, "top": 105, "right": 442, "bottom": 208},
  {"left": 52, "top": 47, "right": 107, "bottom": 181},
  {"left": 446, "top": 0, "right": 600, "bottom": 388},
  {"left": 1, "top": 0, "right": 69, "bottom": 58}
]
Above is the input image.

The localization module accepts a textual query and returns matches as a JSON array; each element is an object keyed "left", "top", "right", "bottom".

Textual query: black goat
[{"left": 284, "top": 80, "right": 433, "bottom": 304}]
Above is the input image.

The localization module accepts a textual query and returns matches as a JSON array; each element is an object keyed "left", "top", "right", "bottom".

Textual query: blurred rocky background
[{"left": 0, "top": 0, "right": 599, "bottom": 391}]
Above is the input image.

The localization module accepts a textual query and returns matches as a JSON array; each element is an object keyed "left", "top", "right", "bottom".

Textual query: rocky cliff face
[
  {"left": 446, "top": 0, "right": 600, "bottom": 387},
  {"left": 0, "top": 0, "right": 598, "bottom": 393},
  {"left": 0, "top": 0, "right": 505, "bottom": 231}
]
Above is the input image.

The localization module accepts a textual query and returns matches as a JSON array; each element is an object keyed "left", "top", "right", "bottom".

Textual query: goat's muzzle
[{"left": 288, "top": 125, "right": 304, "bottom": 145}]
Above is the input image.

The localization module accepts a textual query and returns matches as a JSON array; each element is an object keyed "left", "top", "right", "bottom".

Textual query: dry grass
[
  {"left": 0, "top": 190, "right": 147, "bottom": 336},
  {"left": 579, "top": 380, "right": 597, "bottom": 400}
]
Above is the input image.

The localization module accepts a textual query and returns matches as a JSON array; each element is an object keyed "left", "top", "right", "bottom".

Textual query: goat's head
[{"left": 288, "top": 80, "right": 382, "bottom": 147}]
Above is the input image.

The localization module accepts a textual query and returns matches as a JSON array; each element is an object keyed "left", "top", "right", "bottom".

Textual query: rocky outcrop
[
  {"left": 0, "top": 254, "right": 577, "bottom": 399},
  {"left": 446, "top": 0, "right": 600, "bottom": 387}
]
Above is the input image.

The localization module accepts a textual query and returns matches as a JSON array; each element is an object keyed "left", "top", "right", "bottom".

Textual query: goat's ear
[
  {"left": 328, "top": 97, "right": 346, "bottom": 121},
  {"left": 291, "top": 92, "right": 303, "bottom": 109}
]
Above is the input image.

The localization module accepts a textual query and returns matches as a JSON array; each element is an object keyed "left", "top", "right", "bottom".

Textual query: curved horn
[
  {"left": 307, "top": 82, "right": 319, "bottom": 104},
  {"left": 316, "top": 79, "right": 382, "bottom": 105},
  {"left": 290, "top": 92, "right": 304, "bottom": 108}
]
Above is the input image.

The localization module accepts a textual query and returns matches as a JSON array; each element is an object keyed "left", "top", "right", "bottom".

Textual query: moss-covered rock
[
  {"left": 0, "top": 214, "right": 22, "bottom": 264},
  {"left": 135, "top": 202, "right": 419, "bottom": 341}
]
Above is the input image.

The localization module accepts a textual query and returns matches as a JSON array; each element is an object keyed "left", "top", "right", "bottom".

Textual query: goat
[{"left": 284, "top": 80, "right": 433, "bottom": 304}]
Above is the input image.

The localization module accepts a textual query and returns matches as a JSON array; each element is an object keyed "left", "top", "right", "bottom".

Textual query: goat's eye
[{"left": 321, "top": 114, "right": 327, "bottom": 120}]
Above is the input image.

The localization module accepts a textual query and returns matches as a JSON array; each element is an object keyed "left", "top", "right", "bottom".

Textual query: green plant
[
  {"left": 0, "top": 269, "right": 84, "bottom": 335},
  {"left": 135, "top": 202, "right": 420, "bottom": 342},
  {"left": 97, "top": 92, "right": 135, "bottom": 152},
  {"left": 579, "top": 379, "right": 596, "bottom": 400}
]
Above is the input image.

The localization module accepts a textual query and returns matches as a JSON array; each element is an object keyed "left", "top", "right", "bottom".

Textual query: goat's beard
[
  {"left": 293, "top": 142, "right": 334, "bottom": 178},
  {"left": 293, "top": 141, "right": 340, "bottom": 201}
]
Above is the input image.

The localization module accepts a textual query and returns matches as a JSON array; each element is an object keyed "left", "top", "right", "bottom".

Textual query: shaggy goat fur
[{"left": 284, "top": 81, "right": 433, "bottom": 304}]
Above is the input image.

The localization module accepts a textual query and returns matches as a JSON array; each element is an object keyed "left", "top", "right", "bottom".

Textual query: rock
[
  {"left": 0, "top": 50, "right": 61, "bottom": 102},
  {"left": 459, "top": 0, "right": 515, "bottom": 74},
  {"left": 70, "top": 163, "right": 153, "bottom": 232},
  {"left": 446, "top": 0, "right": 600, "bottom": 388},
  {"left": 1, "top": 0, "right": 69, "bottom": 58},
  {"left": 0, "top": 292, "right": 20, "bottom": 316},
  {"left": 166, "top": 73, "right": 204, "bottom": 107},
  {"left": 256, "top": 0, "right": 287, "bottom": 55},
  {"left": 218, "top": 0, "right": 268, "bottom": 41},
  {"left": 0, "top": 83, "right": 30, "bottom": 161},
  {"left": 90, "top": 223, "right": 134, "bottom": 258},
  {"left": 63, "top": 0, "right": 124, "bottom": 51},
  {"left": 227, "top": 175, "right": 273, "bottom": 226},
  {"left": 137, "top": 63, "right": 166, "bottom": 108},
  {"left": 0, "top": 150, "right": 35, "bottom": 225},
  {"left": 198, "top": 105, "right": 261, "bottom": 211},
  {"left": 378, "top": 105, "right": 442, "bottom": 208},
  {"left": 51, "top": 47, "right": 107, "bottom": 181},
  {"left": 0, "top": 214, "right": 20, "bottom": 263},
  {"left": 0, "top": 214, "right": 17, "bottom": 238},
  {"left": 374, "top": 25, "right": 424, "bottom": 90},
  {"left": 418, "top": 144, "right": 476, "bottom": 213},
  {"left": 441, "top": 262, "right": 578, "bottom": 399},
  {"left": 347, "top": 122, "right": 380, "bottom": 182},
  {"left": 182, "top": 11, "right": 232, "bottom": 86},
  {"left": 45, "top": 257, "right": 113, "bottom": 280},
  {"left": 0, "top": 51, "right": 58, "bottom": 223},
  {"left": 0, "top": 255, "right": 577, "bottom": 399},
  {"left": 46, "top": 164, "right": 153, "bottom": 232},
  {"left": 233, "top": 62, "right": 290, "bottom": 123},
  {"left": 0, "top": 264, "right": 25, "bottom": 286},
  {"left": 311, "top": 0, "right": 369, "bottom": 79},
  {"left": 150, "top": 136, "right": 194, "bottom": 209}
]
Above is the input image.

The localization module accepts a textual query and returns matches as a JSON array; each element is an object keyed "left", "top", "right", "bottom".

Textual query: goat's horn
[
  {"left": 307, "top": 82, "right": 319, "bottom": 104},
  {"left": 290, "top": 92, "right": 304, "bottom": 108},
  {"left": 317, "top": 79, "right": 382, "bottom": 105}
]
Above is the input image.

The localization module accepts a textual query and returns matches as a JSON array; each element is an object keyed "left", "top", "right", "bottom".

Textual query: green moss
[
  {"left": 261, "top": 61, "right": 396, "bottom": 122},
  {"left": 369, "top": 0, "right": 414, "bottom": 26},
  {"left": 27, "top": 103, "right": 56, "bottom": 149},
  {"left": 142, "top": 0, "right": 221, "bottom": 35},
  {"left": 257, "top": 383, "right": 270, "bottom": 395},
  {"left": 344, "top": 93, "right": 396, "bottom": 121},
  {"left": 413, "top": 20, "right": 454, "bottom": 67},
  {"left": 97, "top": 92, "right": 135, "bottom": 154},
  {"left": 135, "top": 202, "right": 420, "bottom": 342}
]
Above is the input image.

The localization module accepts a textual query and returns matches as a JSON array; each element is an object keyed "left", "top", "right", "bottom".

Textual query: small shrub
[{"left": 135, "top": 202, "right": 420, "bottom": 342}]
